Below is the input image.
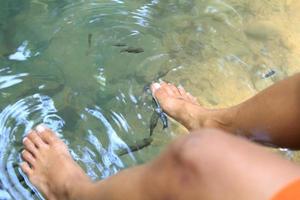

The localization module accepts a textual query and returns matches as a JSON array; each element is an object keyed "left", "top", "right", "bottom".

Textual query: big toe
[
  {"left": 151, "top": 82, "right": 199, "bottom": 104},
  {"left": 151, "top": 82, "right": 184, "bottom": 115},
  {"left": 151, "top": 82, "right": 163, "bottom": 96},
  {"left": 150, "top": 82, "right": 206, "bottom": 130},
  {"left": 151, "top": 82, "right": 179, "bottom": 98},
  {"left": 151, "top": 82, "right": 175, "bottom": 102},
  {"left": 151, "top": 83, "right": 170, "bottom": 106},
  {"left": 35, "top": 124, "right": 59, "bottom": 144}
]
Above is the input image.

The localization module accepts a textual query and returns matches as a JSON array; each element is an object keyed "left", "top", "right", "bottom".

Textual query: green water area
[{"left": 1, "top": 0, "right": 300, "bottom": 199}]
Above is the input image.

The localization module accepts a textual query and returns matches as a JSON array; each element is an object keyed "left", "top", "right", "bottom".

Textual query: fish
[
  {"left": 142, "top": 85, "right": 168, "bottom": 136},
  {"left": 86, "top": 33, "right": 92, "bottom": 55},
  {"left": 116, "top": 137, "right": 153, "bottom": 156},
  {"left": 120, "top": 47, "right": 144, "bottom": 54},
  {"left": 113, "top": 43, "right": 127, "bottom": 47},
  {"left": 150, "top": 109, "right": 160, "bottom": 136},
  {"left": 13, "top": 161, "right": 40, "bottom": 196},
  {"left": 262, "top": 69, "right": 276, "bottom": 79},
  {"left": 88, "top": 33, "right": 92, "bottom": 48},
  {"left": 150, "top": 95, "right": 168, "bottom": 136}
]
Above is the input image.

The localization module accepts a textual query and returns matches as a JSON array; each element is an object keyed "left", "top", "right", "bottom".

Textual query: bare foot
[
  {"left": 21, "top": 125, "right": 93, "bottom": 200},
  {"left": 151, "top": 82, "right": 232, "bottom": 131}
]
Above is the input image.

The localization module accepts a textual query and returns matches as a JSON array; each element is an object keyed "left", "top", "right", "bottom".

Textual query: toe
[
  {"left": 22, "top": 150, "right": 36, "bottom": 166},
  {"left": 20, "top": 162, "right": 33, "bottom": 176},
  {"left": 178, "top": 86, "right": 189, "bottom": 99},
  {"left": 160, "top": 82, "right": 178, "bottom": 96},
  {"left": 151, "top": 82, "right": 164, "bottom": 98},
  {"left": 27, "top": 130, "right": 46, "bottom": 148},
  {"left": 151, "top": 82, "right": 174, "bottom": 98},
  {"left": 35, "top": 124, "right": 58, "bottom": 144},
  {"left": 151, "top": 83, "right": 161, "bottom": 94},
  {"left": 178, "top": 86, "right": 186, "bottom": 96},
  {"left": 152, "top": 85, "right": 168, "bottom": 102},
  {"left": 167, "top": 83, "right": 181, "bottom": 96},
  {"left": 186, "top": 93, "right": 199, "bottom": 105},
  {"left": 23, "top": 137, "right": 38, "bottom": 156},
  {"left": 151, "top": 83, "right": 162, "bottom": 99}
]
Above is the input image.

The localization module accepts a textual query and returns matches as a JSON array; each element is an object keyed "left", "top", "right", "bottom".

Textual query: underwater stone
[{"left": 244, "top": 21, "right": 280, "bottom": 41}]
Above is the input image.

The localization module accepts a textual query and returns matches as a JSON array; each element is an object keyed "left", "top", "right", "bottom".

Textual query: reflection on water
[
  {"left": 0, "top": 68, "right": 28, "bottom": 90},
  {"left": 0, "top": 0, "right": 300, "bottom": 199},
  {"left": 0, "top": 94, "right": 63, "bottom": 199}
]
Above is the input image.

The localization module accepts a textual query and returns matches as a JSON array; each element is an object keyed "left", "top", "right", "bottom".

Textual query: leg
[
  {"left": 148, "top": 129, "right": 300, "bottom": 200},
  {"left": 151, "top": 73, "right": 300, "bottom": 149},
  {"left": 21, "top": 125, "right": 300, "bottom": 200}
]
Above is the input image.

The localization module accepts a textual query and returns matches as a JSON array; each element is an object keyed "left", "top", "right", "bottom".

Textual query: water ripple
[
  {"left": 53, "top": 0, "right": 161, "bottom": 40},
  {"left": 0, "top": 94, "right": 64, "bottom": 199},
  {"left": 85, "top": 107, "right": 134, "bottom": 178},
  {"left": 0, "top": 68, "right": 28, "bottom": 90},
  {"left": 86, "top": 107, "right": 131, "bottom": 155}
]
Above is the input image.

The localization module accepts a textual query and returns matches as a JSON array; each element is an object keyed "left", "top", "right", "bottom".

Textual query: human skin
[
  {"left": 21, "top": 126, "right": 300, "bottom": 200},
  {"left": 152, "top": 73, "right": 300, "bottom": 149},
  {"left": 20, "top": 73, "right": 300, "bottom": 199}
]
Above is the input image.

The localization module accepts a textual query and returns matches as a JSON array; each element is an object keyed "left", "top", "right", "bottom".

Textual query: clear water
[{"left": 1, "top": 0, "right": 300, "bottom": 199}]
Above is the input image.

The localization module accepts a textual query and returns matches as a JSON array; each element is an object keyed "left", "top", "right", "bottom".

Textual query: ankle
[
  {"left": 66, "top": 173, "right": 94, "bottom": 200},
  {"left": 202, "top": 108, "right": 236, "bottom": 132}
]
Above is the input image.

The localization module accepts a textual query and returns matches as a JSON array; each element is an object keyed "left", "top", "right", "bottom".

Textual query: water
[{"left": 0, "top": 0, "right": 300, "bottom": 199}]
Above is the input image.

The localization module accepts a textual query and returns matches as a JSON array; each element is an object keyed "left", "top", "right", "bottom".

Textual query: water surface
[{"left": 1, "top": 0, "right": 300, "bottom": 199}]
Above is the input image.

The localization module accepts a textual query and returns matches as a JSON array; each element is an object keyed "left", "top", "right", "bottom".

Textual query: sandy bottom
[
  {"left": 1, "top": 0, "right": 300, "bottom": 172},
  {"left": 160, "top": 0, "right": 300, "bottom": 160}
]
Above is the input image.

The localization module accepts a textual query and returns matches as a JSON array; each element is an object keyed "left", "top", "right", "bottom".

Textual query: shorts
[{"left": 272, "top": 179, "right": 300, "bottom": 200}]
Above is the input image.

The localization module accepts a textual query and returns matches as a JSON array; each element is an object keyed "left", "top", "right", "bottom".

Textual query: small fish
[
  {"left": 86, "top": 33, "right": 93, "bottom": 55},
  {"left": 150, "top": 96, "right": 168, "bottom": 136},
  {"left": 117, "top": 137, "right": 153, "bottom": 156},
  {"left": 88, "top": 33, "right": 92, "bottom": 48},
  {"left": 113, "top": 43, "right": 127, "bottom": 47},
  {"left": 142, "top": 85, "right": 168, "bottom": 136},
  {"left": 150, "top": 110, "right": 159, "bottom": 136},
  {"left": 120, "top": 47, "right": 144, "bottom": 54},
  {"left": 262, "top": 69, "right": 276, "bottom": 79}
]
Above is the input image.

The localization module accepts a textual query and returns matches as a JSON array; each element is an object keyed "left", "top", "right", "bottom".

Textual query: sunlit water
[{"left": 1, "top": 0, "right": 300, "bottom": 199}]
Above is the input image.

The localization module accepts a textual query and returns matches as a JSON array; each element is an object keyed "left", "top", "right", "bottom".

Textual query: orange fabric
[{"left": 272, "top": 179, "right": 300, "bottom": 200}]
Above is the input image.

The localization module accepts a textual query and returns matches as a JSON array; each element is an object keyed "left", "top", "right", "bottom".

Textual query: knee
[
  {"left": 168, "top": 128, "right": 234, "bottom": 172},
  {"left": 147, "top": 129, "right": 237, "bottom": 197}
]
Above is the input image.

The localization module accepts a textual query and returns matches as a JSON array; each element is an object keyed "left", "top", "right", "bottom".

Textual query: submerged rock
[{"left": 244, "top": 21, "right": 280, "bottom": 41}]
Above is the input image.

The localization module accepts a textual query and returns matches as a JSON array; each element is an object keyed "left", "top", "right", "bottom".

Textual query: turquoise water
[{"left": 0, "top": 0, "right": 297, "bottom": 199}]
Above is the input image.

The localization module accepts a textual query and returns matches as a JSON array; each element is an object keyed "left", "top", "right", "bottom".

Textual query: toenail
[
  {"left": 152, "top": 83, "right": 161, "bottom": 90},
  {"left": 36, "top": 124, "right": 46, "bottom": 133}
]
